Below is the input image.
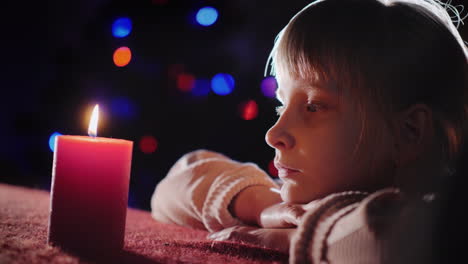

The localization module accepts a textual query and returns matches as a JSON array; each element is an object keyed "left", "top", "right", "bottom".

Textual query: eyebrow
[
  {"left": 275, "top": 81, "right": 324, "bottom": 98},
  {"left": 276, "top": 84, "right": 338, "bottom": 104}
]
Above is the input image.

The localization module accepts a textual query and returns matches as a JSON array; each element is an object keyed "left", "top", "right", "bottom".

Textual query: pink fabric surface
[{"left": 0, "top": 183, "right": 287, "bottom": 264}]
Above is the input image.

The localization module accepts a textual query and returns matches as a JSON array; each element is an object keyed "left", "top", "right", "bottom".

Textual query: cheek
[
  {"left": 293, "top": 121, "right": 368, "bottom": 196},
  {"left": 298, "top": 124, "right": 361, "bottom": 169}
]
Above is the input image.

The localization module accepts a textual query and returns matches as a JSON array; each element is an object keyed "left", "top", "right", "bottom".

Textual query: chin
[{"left": 280, "top": 182, "right": 314, "bottom": 204}]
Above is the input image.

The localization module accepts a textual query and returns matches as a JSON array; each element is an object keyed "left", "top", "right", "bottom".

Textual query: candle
[{"left": 48, "top": 105, "right": 133, "bottom": 256}]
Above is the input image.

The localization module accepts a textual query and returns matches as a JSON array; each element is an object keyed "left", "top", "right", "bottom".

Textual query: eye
[
  {"left": 275, "top": 105, "right": 285, "bottom": 116},
  {"left": 306, "top": 102, "right": 326, "bottom": 113}
]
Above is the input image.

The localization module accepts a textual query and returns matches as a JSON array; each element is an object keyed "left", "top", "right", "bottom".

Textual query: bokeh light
[
  {"left": 196, "top": 7, "right": 219, "bottom": 27},
  {"left": 268, "top": 160, "right": 278, "bottom": 177},
  {"left": 112, "top": 17, "right": 132, "bottom": 38},
  {"left": 239, "top": 100, "right": 258, "bottom": 120},
  {"left": 177, "top": 73, "right": 195, "bottom": 92},
  {"left": 211, "top": 73, "right": 235, "bottom": 95},
  {"left": 111, "top": 97, "right": 136, "bottom": 119},
  {"left": 49, "top": 132, "right": 62, "bottom": 152},
  {"left": 139, "top": 135, "right": 158, "bottom": 154},
  {"left": 113, "top": 47, "right": 132, "bottom": 67},
  {"left": 261, "top": 76, "right": 277, "bottom": 98},
  {"left": 192, "top": 79, "right": 211, "bottom": 96}
]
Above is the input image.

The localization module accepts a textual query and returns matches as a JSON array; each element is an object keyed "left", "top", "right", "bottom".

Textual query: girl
[{"left": 151, "top": 0, "right": 468, "bottom": 263}]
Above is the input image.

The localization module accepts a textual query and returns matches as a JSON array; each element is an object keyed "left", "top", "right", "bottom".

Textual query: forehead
[{"left": 275, "top": 73, "right": 339, "bottom": 101}]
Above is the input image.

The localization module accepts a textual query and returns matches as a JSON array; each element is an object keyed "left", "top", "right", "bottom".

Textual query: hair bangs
[
  {"left": 266, "top": 1, "right": 377, "bottom": 101},
  {"left": 268, "top": 20, "right": 349, "bottom": 95}
]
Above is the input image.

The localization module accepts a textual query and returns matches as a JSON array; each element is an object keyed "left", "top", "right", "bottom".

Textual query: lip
[{"left": 274, "top": 161, "right": 301, "bottom": 179}]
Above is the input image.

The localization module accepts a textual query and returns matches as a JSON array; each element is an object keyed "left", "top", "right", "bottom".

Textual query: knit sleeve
[
  {"left": 289, "top": 188, "right": 402, "bottom": 264},
  {"left": 150, "top": 149, "right": 279, "bottom": 232}
]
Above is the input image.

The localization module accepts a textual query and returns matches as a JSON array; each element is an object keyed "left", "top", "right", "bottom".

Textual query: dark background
[{"left": 1, "top": 0, "right": 467, "bottom": 211}]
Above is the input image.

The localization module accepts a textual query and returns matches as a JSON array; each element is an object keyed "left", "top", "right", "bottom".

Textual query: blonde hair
[{"left": 267, "top": 0, "right": 468, "bottom": 174}]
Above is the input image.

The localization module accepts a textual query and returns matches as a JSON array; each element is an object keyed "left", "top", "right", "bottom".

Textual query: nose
[{"left": 265, "top": 118, "right": 295, "bottom": 150}]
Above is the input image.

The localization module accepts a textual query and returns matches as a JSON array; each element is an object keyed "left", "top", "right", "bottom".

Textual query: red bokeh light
[
  {"left": 239, "top": 100, "right": 258, "bottom": 120},
  {"left": 139, "top": 135, "right": 158, "bottom": 154},
  {"left": 113, "top": 47, "right": 132, "bottom": 67},
  {"left": 177, "top": 73, "right": 195, "bottom": 92},
  {"left": 268, "top": 160, "right": 278, "bottom": 177}
]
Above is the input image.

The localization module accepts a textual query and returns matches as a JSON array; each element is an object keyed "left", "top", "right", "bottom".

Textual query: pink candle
[{"left": 48, "top": 105, "right": 133, "bottom": 255}]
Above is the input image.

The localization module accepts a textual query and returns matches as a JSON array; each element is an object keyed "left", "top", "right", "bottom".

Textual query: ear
[{"left": 393, "top": 104, "right": 434, "bottom": 166}]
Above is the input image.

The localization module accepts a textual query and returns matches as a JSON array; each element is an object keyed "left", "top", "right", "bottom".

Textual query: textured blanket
[{"left": 0, "top": 183, "right": 287, "bottom": 264}]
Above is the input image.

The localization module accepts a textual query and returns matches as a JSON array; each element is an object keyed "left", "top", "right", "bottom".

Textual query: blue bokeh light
[
  {"left": 196, "top": 7, "right": 219, "bottom": 27},
  {"left": 112, "top": 17, "right": 132, "bottom": 38},
  {"left": 192, "top": 79, "right": 211, "bottom": 96},
  {"left": 49, "top": 132, "right": 62, "bottom": 152},
  {"left": 211, "top": 73, "right": 235, "bottom": 95},
  {"left": 111, "top": 97, "right": 136, "bottom": 119}
]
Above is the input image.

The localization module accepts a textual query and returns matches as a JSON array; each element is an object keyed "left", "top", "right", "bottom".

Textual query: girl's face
[{"left": 266, "top": 73, "right": 393, "bottom": 203}]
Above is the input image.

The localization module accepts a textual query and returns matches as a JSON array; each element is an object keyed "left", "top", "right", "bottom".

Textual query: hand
[
  {"left": 208, "top": 225, "right": 296, "bottom": 254},
  {"left": 229, "top": 186, "right": 282, "bottom": 226},
  {"left": 229, "top": 186, "right": 320, "bottom": 228},
  {"left": 259, "top": 202, "right": 306, "bottom": 228}
]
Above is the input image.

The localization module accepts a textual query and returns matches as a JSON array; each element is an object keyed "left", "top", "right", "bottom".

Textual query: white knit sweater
[{"left": 151, "top": 150, "right": 404, "bottom": 264}]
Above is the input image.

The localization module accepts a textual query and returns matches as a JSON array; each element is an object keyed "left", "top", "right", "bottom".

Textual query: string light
[
  {"left": 211, "top": 73, "right": 235, "bottom": 95},
  {"left": 112, "top": 17, "right": 132, "bottom": 38},
  {"left": 177, "top": 73, "right": 195, "bottom": 92},
  {"left": 192, "top": 79, "right": 211, "bottom": 96},
  {"left": 261, "top": 76, "right": 277, "bottom": 98},
  {"left": 111, "top": 97, "right": 136, "bottom": 119},
  {"left": 196, "top": 7, "right": 219, "bottom": 26},
  {"left": 49, "top": 132, "right": 62, "bottom": 152},
  {"left": 239, "top": 100, "right": 258, "bottom": 120},
  {"left": 139, "top": 135, "right": 158, "bottom": 154},
  {"left": 113, "top": 47, "right": 132, "bottom": 67}
]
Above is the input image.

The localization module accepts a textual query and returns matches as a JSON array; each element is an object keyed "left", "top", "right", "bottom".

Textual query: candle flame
[{"left": 88, "top": 105, "right": 99, "bottom": 137}]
